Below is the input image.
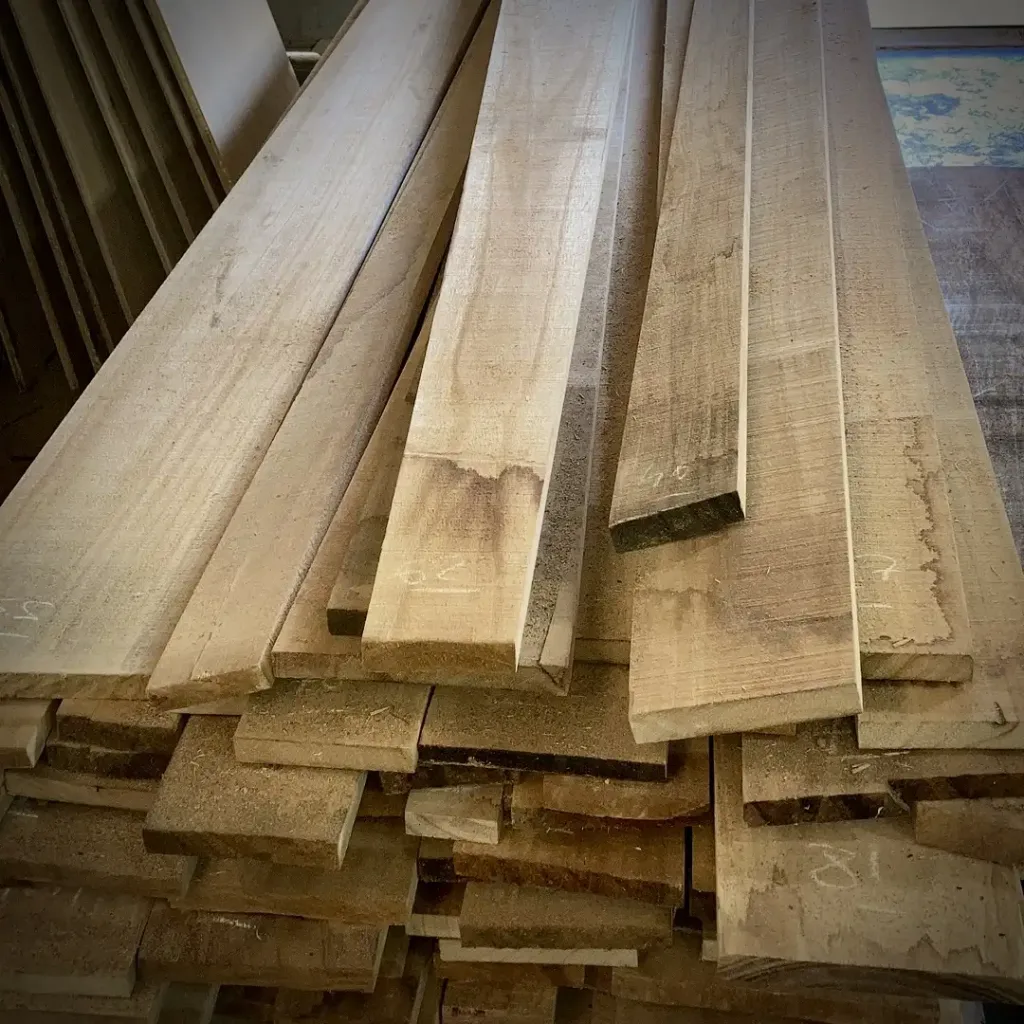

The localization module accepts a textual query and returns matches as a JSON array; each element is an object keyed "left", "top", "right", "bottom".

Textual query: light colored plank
[
  {"left": 0, "top": 699, "right": 55, "bottom": 767},
  {"left": 143, "top": 716, "right": 365, "bottom": 869},
  {"left": 176, "top": 819, "right": 418, "bottom": 925},
  {"left": 0, "top": 797, "right": 194, "bottom": 899},
  {"left": 439, "top": 941, "right": 637, "bottom": 968},
  {"left": 234, "top": 678, "right": 430, "bottom": 774},
  {"left": 914, "top": 798, "right": 1024, "bottom": 868},
  {"left": 2, "top": 764, "right": 157, "bottom": 812},
  {"left": 822, "top": 2, "right": 1024, "bottom": 748},
  {"left": 139, "top": 904, "right": 386, "bottom": 992},
  {"left": 458, "top": 881, "right": 671, "bottom": 951},
  {"left": 362, "top": 0, "right": 635, "bottom": 676},
  {"left": 0, "top": 886, "right": 149, "bottom": 998},
  {"left": 628, "top": 0, "right": 860, "bottom": 741},
  {"left": 657, "top": 0, "right": 695, "bottom": 208},
  {"left": 55, "top": 699, "right": 182, "bottom": 753},
  {"left": 611, "top": 0, "right": 752, "bottom": 550},
  {"left": 405, "top": 785, "right": 504, "bottom": 844},
  {"left": 419, "top": 664, "right": 667, "bottom": 782},
  {"left": 714, "top": 734, "right": 1024, "bottom": 1002},
  {"left": 742, "top": 719, "right": 1024, "bottom": 826},
  {"left": 0, "top": 0, "right": 486, "bottom": 701},
  {"left": 143, "top": 0, "right": 297, "bottom": 186},
  {"left": 146, "top": 7, "right": 495, "bottom": 712},
  {"left": 866, "top": 0, "right": 1022, "bottom": 27}
]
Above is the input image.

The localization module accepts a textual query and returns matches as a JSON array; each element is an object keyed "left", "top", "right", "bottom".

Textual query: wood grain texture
[
  {"left": 143, "top": 716, "right": 365, "bottom": 869},
  {"left": 0, "top": 0, "right": 485, "bottom": 701},
  {"left": 44, "top": 737, "right": 171, "bottom": 781},
  {"left": 406, "top": 785, "right": 504, "bottom": 845},
  {"left": 145, "top": 7, "right": 493, "bottom": 712},
  {"left": 0, "top": 980, "right": 168, "bottom": 1024},
  {"left": 913, "top": 798, "right": 1024, "bottom": 867},
  {"left": 362, "top": 0, "right": 635, "bottom": 675},
  {"left": 628, "top": 0, "right": 860, "bottom": 741},
  {"left": 0, "top": 885, "right": 149, "bottom": 998},
  {"left": 139, "top": 904, "right": 386, "bottom": 992},
  {"left": 714, "top": 734, "right": 1024, "bottom": 1002},
  {"left": 458, "top": 881, "right": 671, "bottom": 951},
  {"left": 657, "top": 0, "right": 695, "bottom": 208},
  {"left": 438, "top": 941, "right": 637, "bottom": 969},
  {"left": 55, "top": 698, "right": 182, "bottom": 753},
  {"left": 2, "top": 764, "right": 157, "bottom": 812},
  {"left": 742, "top": 719, "right": 1024, "bottom": 826},
  {"left": 610, "top": 0, "right": 752, "bottom": 550},
  {"left": 0, "top": 797, "right": 194, "bottom": 899},
  {"left": 419, "top": 664, "right": 668, "bottom": 782},
  {"left": 821, "top": 0, "right": 1024, "bottom": 749},
  {"left": 234, "top": 678, "right": 430, "bottom": 774},
  {"left": 0, "top": 699, "right": 54, "bottom": 767},
  {"left": 442, "top": 981, "right": 557, "bottom": 1024},
  {"left": 142, "top": 0, "right": 297, "bottom": 186}
]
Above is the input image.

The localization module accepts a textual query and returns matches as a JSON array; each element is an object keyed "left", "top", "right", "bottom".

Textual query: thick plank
[
  {"left": 44, "top": 738, "right": 171, "bottom": 781},
  {"left": 453, "top": 819, "right": 685, "bottom": 907},
  {"left": 0, "top": 797, "right": 194, "bottom": 898},
  {"left": 628, "top": 0, "right": 859, "bottom": 741},
  {"left": 406, "top": 785, "right": 504, "bottom": 844},
  {"left": 458, "top": 881, "right": 671, "bottom": 951},
  {"left": 176, "top": 819, "right": 417, "bottom": 924},
  {"left": 824, "top": 4, "right": 1024, "bottom": 748},
  {"left": 143, "top": 717, "right": 365, "bottom": 869},
  {"left": 610, "top": 0, "right": 752, "bottom": 549},
  {"left": 234, "top": 679, "right": 430, "bottom": 774},
  {"left": 914, "top": 798, "right": 1024, "bottom": 867},
  {"left": 435, "top": 961, "right": 584, "bottom": 988},
  {"left": 742, "top": 719, "right": 1024, "bottom": 826},
  {"left": 0, "top": 699, "right": 55, "bottom": 767},
  {"left": 143, "top": 0, "right": 297, "bottom": 186},
  {"left": 146, "top": 6, "right": 497, "bottom": 711},
  {"left": 0, "top": 886, "right": 150, "bottom": 998},
  {"left": 55, "top": 699, "right": 183, "bottom": 753},
  {"left": 439, "top": 941, "right": 637, "bottom": 969},
  {"left": 0, "top": 980, "right": 167, "bottom": 1023},
  {"left": 418, "top": 838, "right": 457, "bottom": 884},
  {"left": 657, "top": 0, "right": 695, "bottom": 208},
  {"left": 139, "top": 904, "right": 385, "bottom": 992},
  {"left": 714, "top": 734, "right": 1024, "bottom": 1002},
  {"left": 419, "top": 665, "right": 667, "bottom": 782},
  {"left": 443, "top": 982, "right": 557, "bottom": 1024},
  {"left": 408, "top": 882, "right": 465, "bottom": 940},
  {"left": 362, "top": 0, "right": 635, "bottom": 676},
  {"left": 0, "top": 0, "right": 486, "bottom": 700},
  {"left": 593, "top": 932, "right": 956, "bottom": 1024},
  {"left": 2, "top": 764, "right": 157, "bottom": 811}
]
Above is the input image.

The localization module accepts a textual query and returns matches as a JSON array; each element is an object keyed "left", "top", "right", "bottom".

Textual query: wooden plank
[
  {"left": 2, "top": 764, "right": 157, "bottom": 811},
  {"left": 406, "top": 785, "right": 504, "bottom": 844},
  {"left": 159, "top": 983, "right": 219, "bottom": 1024},
  {"left": 45, "top": 739, "right": 171, "bottom": 781},
  {"left": 142, "top": 0, "right": 298, "bottom": 186},
  {"left": 9, "top": 0, "right": 164, "bottom": 320},
  {"left": 0, "top": 797, "right": 194, "bottom": 898},
  {"left": 357, "top": 786, "right": 407, "bottom": 820},
  {"left": 409, "top": 882, "right": 464, "bottom": 940},
  {"left": 823, "top": 2, "right": 1024, "bottom": 748},
  {"left": 418, "top": 838, "right": 457, "bottom": 884},
  {"left": 593, "top": 932, "right": 957, "bottom": 1024},
  {"left": 689, "top": 822, "right": 715, "bottom": 896},
  {"left": 0, "top": 980, "right": 167, "bottom": 1023},
  {"left": 610, "top": 0, "right": 752, "bottom": 550},
  {"left": 628, "top": 0, "right": 860, "bottom": 741},
  {"left": 443, "top": 982, "right": 557, "bottom": 1024},
  {"left": 146, "top": 8, "right": 498, "bottom": 712},
  {"left": 458, "top": 881, "right": 671, "bottom": 951},
  {"left": 234, "top": 679, "right": 430, "bottom": 774},
  {"left": 0, "top": 886, "right": 150, "bottom": 998},
  {"left": 657, "top": 0, "right": 695, "bottom": 209},
  {"left": 362, "top": 0, "right": 635, "bottom": 676},
  {"left": 0, "top": 699, "right": 55, "bottom": 767},
  {"left": 742, "top": 719, "right": 1024, "bottom": 826},
  {"left": 89, "top": 0, "right": 211, "bottom": 241},
  {"left": 57, "top": 0, "right": 188, "bottom": 271},
  {"left": 0, "top": 0, "right": 487, "bottom": 701},
  {"left": 176, "top": 819, "right": 417, "bottom": 925},
  {"left": 138, "top": 904, "right": 386, "bottom": 992},
  {"left": 714, "top": 734, "right": 1024, "bottom": 1002},
  {"left": 143, "top": 717, "right": 365, "bottom": 869},
  {"left": 418, "top": 665, "right": 668, "bottom": 782},
  {"left": 55, "top": 699, "right": 183, "bottom": 753},
  {"left": 453, "top": 819, "right": 685, "bottom": 907},
  {"left": 439, "top": 941, "right": 637, "bottom": 968},
  {"left": 435, "top": 961, "right": 583, "bottom": 988},
  {"left": 914, "top": 798, "right": 1024, "bottom": 868}
]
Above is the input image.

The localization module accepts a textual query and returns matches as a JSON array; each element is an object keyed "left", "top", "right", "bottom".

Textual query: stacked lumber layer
[
  {"left": 0, "top": 0, "right": 1021, "bottom": 1020},
  {"left": 0, "top": 0, "right": 294, "bottom": 397}
]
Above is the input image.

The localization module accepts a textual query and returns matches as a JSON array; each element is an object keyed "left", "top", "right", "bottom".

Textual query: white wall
[{"left": 869, "top": 0, "right": 1024, "bottom": 27}]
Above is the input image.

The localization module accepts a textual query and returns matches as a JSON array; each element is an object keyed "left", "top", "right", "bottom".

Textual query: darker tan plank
[{"left": 55, "top": 699, "right": 183, "bottom": 753}]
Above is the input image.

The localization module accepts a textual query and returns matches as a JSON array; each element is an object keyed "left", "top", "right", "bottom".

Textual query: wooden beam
[
  {"left": 914, "top": 798, "right": 1024, "bottom": 868},
  {"left": 438, "top": 940, "right": 637, "bottom": 968},
  {"left": 610, "top": 0, "right": 752, "bottom": 550},
  {"left": 362, "top": 0, "right": 635, "bottom": 676},
  {"left": 0, "top": 980, "right": 167, "bottom": 1023},
  {"left": 55, "top": 698, "right": 182, "bottom": 752},
  {"left": 405, "top": 785, "right": 505, "bottom": 845},
  {"left": 657, "top": 0, "right": 695, "bottom": 208},
  {"left": 44, "top": 738, "right": 171, "bottom": 781},
  {"left": 2, "top": 764, "right": 157, "bottom": 812},
  {"left": 628, "top": 0, "right": 860, "bottom": 741},
  {"left": 0, "top": 0, "right": 486, "bottom": 700},
  {"left": 145, "top": 5, "right": 494, "bottom": 711},
  {"left": 0, "top": 699, "right": 55, "bottom": 768}
]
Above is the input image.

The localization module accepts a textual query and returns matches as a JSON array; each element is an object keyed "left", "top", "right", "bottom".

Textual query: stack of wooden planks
[
  {"left": 0, "top": 0, "right": 1021, "bottom": 1020},
  {"left": 0, "top": 0, "right": 294, "bottom": 397}
]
